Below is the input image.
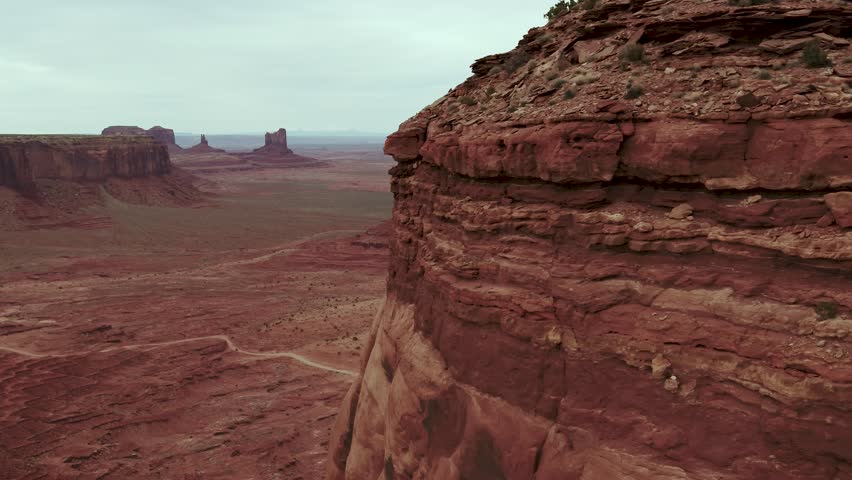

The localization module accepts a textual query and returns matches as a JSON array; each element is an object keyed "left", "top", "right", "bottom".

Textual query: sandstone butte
[
  {"left": 254, "top": 128, "right": 295, "bottom": 155},
  {"left": 0, "top": 135, "right": 171, "bottom": 191},
  {"left": 102, "top": 125, "right": 184, "bottom": 153},
  {"left": 184, "top": 134, "right": 227, "bottom": 154},
  {"left": 327, "top": 1, "right": 852, "bottom": 479},
  {"left": 237, "top": 127, "right": 330, "bottom": 167}
]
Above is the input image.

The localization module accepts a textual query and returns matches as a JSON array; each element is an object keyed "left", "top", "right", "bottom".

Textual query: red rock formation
[
  {"left": 183, "top": 134, "right": 227, "bottom": 154},
  {"left": 328, "top": 1, "right": 852, "bottom": 479},
  {"left": 102, "top": 125, "right": 183, "bottom": 153},
  {"left": 0, "top": 135, "right": 170, "bottom": 191},
  {"left": 259, "top": 128, "right": 293, "bottom": 154},
  {"left": 236, "top": 128, "right": 327, "bottom": 167}
]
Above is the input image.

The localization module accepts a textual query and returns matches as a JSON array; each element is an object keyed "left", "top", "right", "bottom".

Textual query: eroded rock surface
[
  {"left": 258, "top": 128, "right": 294, "bottom": 155},
  {"left": 329, "top": 1, "right": 852, "bottom": 479},
  {"left": 0, "top": 135, "right": 170, "bottom": 191},
  {"left": 184, "top": 134, "right": 227, "bottom": 154},
  {"left": 102, "top": 125, "right": 183, "bottom": 153},
  {"left": 237, "top": 128, "right": 328, "bottom": 167}
]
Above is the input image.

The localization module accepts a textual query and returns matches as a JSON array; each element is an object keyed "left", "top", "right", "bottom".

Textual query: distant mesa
[
  {"left": 102, "top": 125, "right": 183, "bottom": 154},
  {"left": 183, "top": 134, "right": 227, "bottom": 154},
  {"left": 1, "top": 135, "right": 170, "bottom": 191},
  {"left": 253, "top": 128, "right": 294, "bottom": 155},
  {"left": 0, "top": 134, "right": 201, "bottom": 228},
  {"left": 171, "top": 127, "right": 329, "bottom": 172},
  {"left": 237, "top": 127, "right": 327, "bottom": 168}
]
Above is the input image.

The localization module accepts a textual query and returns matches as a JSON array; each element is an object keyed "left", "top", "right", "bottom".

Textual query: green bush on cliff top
[{"left": 545, "top": 0, "right": 597, "bottom": 20}]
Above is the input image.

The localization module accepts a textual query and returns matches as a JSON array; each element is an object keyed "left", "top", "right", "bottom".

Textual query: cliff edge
[
  {"left": 0, "top": 135, "right": 170, "bottom": 191},
  {"left": 328, "top": 1, "right": 852, "bottom": 479}
]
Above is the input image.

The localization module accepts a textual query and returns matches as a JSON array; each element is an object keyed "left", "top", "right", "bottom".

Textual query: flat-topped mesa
[
  {"left": 102, "top": 125, "right": 183, "bottom": 153},
  {"left": 0, "top": 135, "right": 170, "bottom": 191},
  {"left": 329, "top": 1, "right": 852, "bottom": 479},
  {"left": 254, "top": 128, "right": 294, "bottom": 154}
]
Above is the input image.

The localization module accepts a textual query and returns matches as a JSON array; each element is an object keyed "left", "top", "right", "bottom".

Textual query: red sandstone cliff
[
  {"left": 328, "top": 1, "right": 852, "bottom": 479},
  {"left": 102, "top": 125, "right": 183, "bottom": 153},
  {"left": 0, "top": 135, "right": 170, "bottom": 191}
]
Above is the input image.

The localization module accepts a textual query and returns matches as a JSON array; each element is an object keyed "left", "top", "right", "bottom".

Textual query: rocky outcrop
[
  {"left": 0, "top": 135, "right": 170, "bottom": 191},
  {"left": 328, "top": 1, "right": 852, "bottom": 479},
  {"left": 257, "top": 128, "right": 293, "bottom": 154},
  {"left": 183, "top": 134, "right": 227, "bottom": 154},
  {"left": 236, "top": 128, "right": 326, "bottom": 167},
  {"left": 102, "top": 125, "right": 183, "bottom": 153}
]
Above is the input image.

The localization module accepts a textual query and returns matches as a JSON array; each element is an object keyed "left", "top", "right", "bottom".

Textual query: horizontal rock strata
[
  {"left": 328, "top": 0, "right": 852, "bottom": 478},
  {"left": 0, "top": 135, "right": 170, "bottom": 190}
]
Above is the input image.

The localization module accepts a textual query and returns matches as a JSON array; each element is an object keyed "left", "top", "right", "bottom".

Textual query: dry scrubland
[{"left": 0, "top": 142, "right": 392, "bottom": 479}]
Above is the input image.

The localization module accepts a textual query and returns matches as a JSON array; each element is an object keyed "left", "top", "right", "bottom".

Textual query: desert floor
[{"left": 0, "top": 140, "right": 392, "bottom": 479}]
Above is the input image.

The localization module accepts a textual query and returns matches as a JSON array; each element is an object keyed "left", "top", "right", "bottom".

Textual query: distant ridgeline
[{"left": 102, "top": 125, "right": 184, "bottom": 153}]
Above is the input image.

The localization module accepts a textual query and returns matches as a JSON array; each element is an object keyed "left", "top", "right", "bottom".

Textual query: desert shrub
[
  {"left": 508, "top": 105, "right": 518, "bottom": 113},
  {"left": 573, "top": 71, "right": 600, "bottom": 85},
  {"left": 460, "top": 96, "right": 477, "bottom": 106},
  {"left": 564, "top": 89, "right": 576, "bottom": 100},
  {"left": 545, "top": 0, "right": 599, "bottom": 18},
  {"left": 545, "top": 0, "right": 574, "bottom": 20},
  {"left": 803, "top": 40, "right": 832, "bottom": 68},
  {"left": 620, "top": 43, "right": 646, "bottom": 64},
  {"left": 552, "top": 79, "right": 567, "bottom": 89},
  {"left": 485, "top": 86, "right": 496, "bottom": 97},
  {"left": 728, "top": 0, "right": 773, "bottom": 5},
  {"left": 502, "top": 50, "right": 532, "bottom": 73},
  {"left": 625, "top": 84, "right": 644, "bottom": 99},
  {"left": 547, "top": 72, "right": 559, "bottom": 81},
  {"left": 815, "top": 302, "right": 838, "bottom": 320},
  {"left": 756, "top": 69, "right": 772, "bottom": 80}
]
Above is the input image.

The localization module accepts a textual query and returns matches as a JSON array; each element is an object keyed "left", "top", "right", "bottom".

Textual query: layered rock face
[
  {"left": 0, "top": 135, "right": 170, "bottom": 190},
  {"left": 103, "top": 125, "right": 183, "bottom": 153},
  {"left": 328, "top": 1, "right": 852, "bottom": 479}
]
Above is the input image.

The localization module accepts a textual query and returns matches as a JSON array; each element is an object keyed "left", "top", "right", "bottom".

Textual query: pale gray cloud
[{"left": 0, "top": 0, "right": 554, "bottom": 134}]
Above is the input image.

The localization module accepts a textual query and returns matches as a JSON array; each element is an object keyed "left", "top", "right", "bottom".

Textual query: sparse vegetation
[
  {"left": 756, "top": 69, "right": 772, "bottom": 80},
  {"left": 728, "top": 0, "right": 773, "bottom": 5},
  {"left": 502, "top": 50, "right": 532, "bottom": 74},
  {"left": 551, "top": 79, "right": 567, "bottom": 89},
  {"left": 460, "top": 96, "right": 477, "bottom": 106},
  {"left": 544, "top": 0, "right": 597, "bottom": 20},
  {"left": 485, "top": 86, "right": 496, "bottom": 98},
  {"left": 508, "top": 105, "right": 518, "bottom": 113},
  {"left": 816, "top": 302, "right": 839, "bottom": 321},
  {"left": 803, "top": 40, "right": 832, "bottom": 68},
  {"left": 563, "top": 89, "right": 576, "bottom": 100},
  {"left": 620, "top": 43, "right": 647, "bottom": 64},
  {"left": 573, "top": 71, "right": 601, "bottom": 85},
  {"left": 545, "top": 0, "right": 572, "bottom": 20},
  {"left": 625, "top": 84, "right": 644, "bottom": 99},
  {"left": 547, "top": 72, "right": 559, "bottom": 81}
]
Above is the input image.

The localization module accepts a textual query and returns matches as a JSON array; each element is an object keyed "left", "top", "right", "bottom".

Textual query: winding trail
[{"left": 0, "top": 335, "right": 356, "bottom": 376}]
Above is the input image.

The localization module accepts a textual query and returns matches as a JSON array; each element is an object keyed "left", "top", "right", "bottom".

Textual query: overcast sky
[{"left": 0, "top": 1, "right": 553, "bottom": 135}]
